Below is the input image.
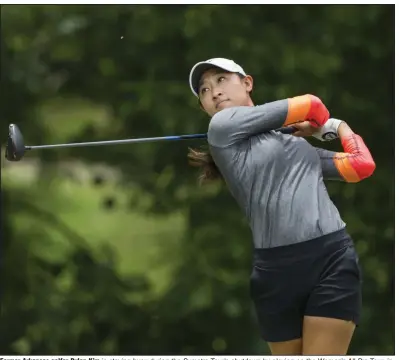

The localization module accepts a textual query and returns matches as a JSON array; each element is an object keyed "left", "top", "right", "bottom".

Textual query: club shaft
[
  {"left": 24, "top": 127, "right": 296, "bottom": 151},
  {"left": 25, "top": 134, "right": 207, "bottom": 150}
]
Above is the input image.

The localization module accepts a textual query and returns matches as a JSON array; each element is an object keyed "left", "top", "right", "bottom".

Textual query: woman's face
[{"left": 198, "top": 68, "right": 253, "bottom": 117}]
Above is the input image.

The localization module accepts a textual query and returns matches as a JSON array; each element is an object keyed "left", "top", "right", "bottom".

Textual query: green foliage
[{"left": 1, "top": 4, "right": 394, "bottom": 355}]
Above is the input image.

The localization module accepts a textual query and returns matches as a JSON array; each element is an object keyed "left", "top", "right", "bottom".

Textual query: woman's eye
[
  {"left": 200, "top": 88, "right": 209, "bottom": 94},
  {"left": 218, "top": 76, "right": 226, "bottom": 83}
]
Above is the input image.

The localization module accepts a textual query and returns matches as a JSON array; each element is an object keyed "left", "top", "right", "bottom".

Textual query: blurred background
[{"left": 0, "top": 4, "right": 394, "bottom": 355}]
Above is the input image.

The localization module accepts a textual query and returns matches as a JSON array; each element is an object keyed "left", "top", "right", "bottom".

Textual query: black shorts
[{"left": 250, "top": 228, "right": 362, "bottom": 343}]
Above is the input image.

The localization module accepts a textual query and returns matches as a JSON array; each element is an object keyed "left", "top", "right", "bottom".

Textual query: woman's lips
[{"left": 216, "top": 99, "right": 229, "bottom": 108}]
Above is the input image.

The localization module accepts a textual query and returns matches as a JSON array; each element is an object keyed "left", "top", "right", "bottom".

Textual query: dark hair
[{"left": 188, "top": 71, "right": 251, "bottom": 185}]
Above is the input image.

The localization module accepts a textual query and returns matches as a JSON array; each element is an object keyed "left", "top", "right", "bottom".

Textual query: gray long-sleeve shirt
[{"left": 207, "top": 100, "right": 346, "bottom": 249}]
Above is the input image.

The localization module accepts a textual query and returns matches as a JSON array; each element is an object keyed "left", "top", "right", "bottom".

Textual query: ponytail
[{"left": 188, "top": 146, "right": 222, "bottom": 185}]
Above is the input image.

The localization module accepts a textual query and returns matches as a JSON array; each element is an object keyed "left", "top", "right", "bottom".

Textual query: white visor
[{"left": 189, "top": 57, "right": 247, "bottom": 97}]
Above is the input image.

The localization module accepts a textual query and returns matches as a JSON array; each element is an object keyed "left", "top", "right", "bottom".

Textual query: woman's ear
[{"left": 244, "top": 75, "right": 254, "bottom": 93}]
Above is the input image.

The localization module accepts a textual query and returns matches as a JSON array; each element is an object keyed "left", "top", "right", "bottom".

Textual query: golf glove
[{"left": 312, "top": 118, "right": 344, "bottom": 141}]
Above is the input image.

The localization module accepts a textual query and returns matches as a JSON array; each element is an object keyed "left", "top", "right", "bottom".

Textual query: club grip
[{"left": 276, "top": 126, "right": 297, "bottom": 134}]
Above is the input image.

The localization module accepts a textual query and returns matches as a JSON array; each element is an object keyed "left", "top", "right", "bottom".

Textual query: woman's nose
[{"left": 212, "top": 89, "right": 223, "bottom": 99}]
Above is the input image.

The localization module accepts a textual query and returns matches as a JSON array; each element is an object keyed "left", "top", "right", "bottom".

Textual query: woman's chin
[{"left": 210, "top": 101, "right": 234, "bottom": 116}]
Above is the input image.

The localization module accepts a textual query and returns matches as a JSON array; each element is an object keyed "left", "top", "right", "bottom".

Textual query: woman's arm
[
  {"left": 315, "top": 122, "right": 376, "bottom": 182},
  {"left": 207, "top": 94, "right": 329, "bottom": 147}
]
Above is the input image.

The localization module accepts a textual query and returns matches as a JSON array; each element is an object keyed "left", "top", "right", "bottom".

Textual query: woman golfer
[{"left": 187, "top": 58, "right": 376, "bottom": 355}]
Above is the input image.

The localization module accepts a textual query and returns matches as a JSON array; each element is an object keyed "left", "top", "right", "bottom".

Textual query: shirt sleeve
[
  {"left": 314, "top": 147, "right": 345, "bottom": 181},
  {"left": 207, "top": 94, "right": 329, "bottom": 148},
  {"left": 315, "top": 134, "right": 376, "bottom": 183}
]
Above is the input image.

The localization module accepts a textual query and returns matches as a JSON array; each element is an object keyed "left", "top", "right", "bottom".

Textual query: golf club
[{"left": 5, "top": 123, "right": 297, "bottom": 162}]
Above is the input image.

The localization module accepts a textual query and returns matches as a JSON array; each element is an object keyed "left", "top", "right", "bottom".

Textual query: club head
[{"left": 5, "top": 124, "right": 25, "bottom": 161}]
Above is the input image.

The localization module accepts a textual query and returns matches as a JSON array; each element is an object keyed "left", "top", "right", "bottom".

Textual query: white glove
[{"left": 312, "top": 118, "right": 344, "bottom": 141}]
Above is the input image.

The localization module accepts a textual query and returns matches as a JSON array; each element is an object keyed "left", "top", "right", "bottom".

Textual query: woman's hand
[
  {"left": 291, "top": 119, "right": 354, "bottom": 140},
  {"left": 311, "top": 118, "right": 352, "bottom": 141},
  {"left": 291, "top": 121, "right": 319, "bottom": 137}
]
